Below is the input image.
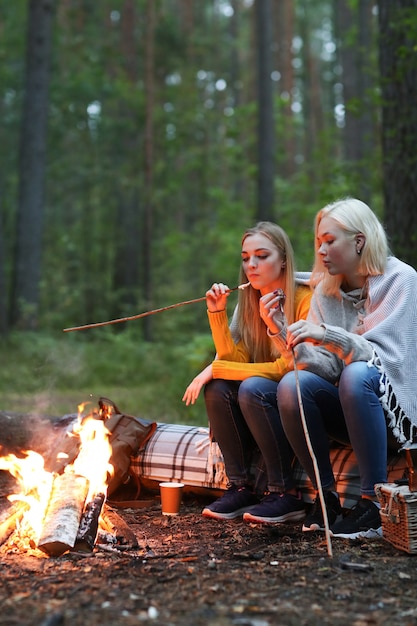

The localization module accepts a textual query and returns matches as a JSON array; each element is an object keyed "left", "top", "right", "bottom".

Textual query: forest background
[{"left": 0, "top": 0, "right": 416, "bottom": 426}]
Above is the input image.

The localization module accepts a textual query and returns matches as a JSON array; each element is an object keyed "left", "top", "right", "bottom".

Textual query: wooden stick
[
  {"left": 100, "top": 504, "right": 139, "bottom": 548},
  {"left": 63, "top": 282, "right": 250, "bottom": 332},
  {"left": 292, "top": 348, "right": 333, "bottom": 558}
]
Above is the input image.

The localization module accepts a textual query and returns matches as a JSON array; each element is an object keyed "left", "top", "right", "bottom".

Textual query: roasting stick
[
  {"left": 63, "top": 282, "right": 251, "bottom": 332},
  {"left": 292, "top": 348, "right": 333, "bottom": 558}
]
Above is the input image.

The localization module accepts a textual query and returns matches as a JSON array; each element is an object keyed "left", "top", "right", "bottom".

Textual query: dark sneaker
[
  {"left": 302, "top": 490, "right": 342, "bottom": 532},
  {"left": 243, "top": 491, "right": 305, "bottom": 524},
  {"left": 330, "top": 499, "right": 382, "bottom": 539},
  {"left": 202, "top": 484, "right": 259, "bottom": 520}
]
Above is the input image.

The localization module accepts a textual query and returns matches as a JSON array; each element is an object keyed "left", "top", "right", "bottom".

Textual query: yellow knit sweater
[{"left": 210, "top": 285, "right": 311, "bottom": 382}]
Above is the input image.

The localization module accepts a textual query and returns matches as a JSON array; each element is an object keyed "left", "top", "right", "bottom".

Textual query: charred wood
[{"left": 73, "top": 492, "right": 105, "bottom": 552}]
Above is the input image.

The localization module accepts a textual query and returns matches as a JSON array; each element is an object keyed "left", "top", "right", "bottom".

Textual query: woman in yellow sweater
[{"left": 183, "top": 222, "right": 311, "bottom": 523}]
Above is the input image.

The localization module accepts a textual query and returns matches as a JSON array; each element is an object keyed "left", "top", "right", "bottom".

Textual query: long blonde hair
[
  {"left": 311, "top": 198, "right": 388, "bottom": 297},
  {"left": 236, "top": 221, "right": 297, "bottom": 362}
]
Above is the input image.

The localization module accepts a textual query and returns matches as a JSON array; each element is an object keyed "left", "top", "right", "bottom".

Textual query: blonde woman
[
  {"left": 277, "top": 198, "right": 417, "bottom": 539},
  {"left": 183, "top": 222, "right": 311, "bottom": 523}
]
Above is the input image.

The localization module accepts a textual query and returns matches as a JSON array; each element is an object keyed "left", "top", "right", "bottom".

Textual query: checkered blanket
[{"left": 130, "top": 423, "right": 407, "bottom": 508}]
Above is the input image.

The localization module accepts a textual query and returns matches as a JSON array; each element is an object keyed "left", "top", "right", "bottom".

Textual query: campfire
[{"left": 0, "top": 399, "right": 141, "bottom": 557}]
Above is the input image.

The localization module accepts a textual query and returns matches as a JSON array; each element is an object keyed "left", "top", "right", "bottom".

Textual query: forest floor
[{"left": 1, "top": 411, "right": 417, "bottom": 626}]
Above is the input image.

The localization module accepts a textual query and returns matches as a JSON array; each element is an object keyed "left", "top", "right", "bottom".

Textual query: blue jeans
[
  {"left": 277, "top": 361, "right": 394, "bottom": 497},
  {"left": 204, "top": 377, "right": 295, "bottom": 494}
]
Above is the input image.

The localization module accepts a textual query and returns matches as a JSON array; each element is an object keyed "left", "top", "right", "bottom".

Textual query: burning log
[
  {"left": 100, "top": 505, "right": 139, "bottom": 549},
  {"left": 37, "top": 472, "right": 89, "bottom": 557},
  {"left": 0, "top": 501, "right": 29, "bottom": 546},
  {"left": 0, "top": 398, "right": 140, "bottom": 556},
  {"left": 73, "top": 492, "right": 106, "bottom": 552}
]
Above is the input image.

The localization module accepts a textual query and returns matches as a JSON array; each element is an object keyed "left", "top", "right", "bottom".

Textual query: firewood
[
  {"left": 37, "top": 473, "right": 89, "bottom": 557},
  {"left": 100, "top": 504, "right": 139, "bottom": 548},
  {"left": 0, "top": 500, "right": 29, "bottom": 546},
  {"left": 73, "top": 492, "right": 106, "bottom": 552}
]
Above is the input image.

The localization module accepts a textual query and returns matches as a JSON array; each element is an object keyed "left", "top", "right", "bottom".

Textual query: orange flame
[
  {"left": 0, "top": 450, "right": 53, "bottom": 540},
  {"left": 0, "top": 403, "right": 114, "bottom": 546},
  {"left": 71, "top": 414, "right": 113, "bottom": 499}
]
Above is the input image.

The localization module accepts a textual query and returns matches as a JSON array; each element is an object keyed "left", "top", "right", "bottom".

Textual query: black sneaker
[
  {"left": 202, "top": 484, "right": 259, "bottom": 520},
  {"left": 330, "top": 499, "right": 382, "bottom": 539},
  {"left": 243, "top": 491, "right": 305, "bottom": 524},
  {"left": 302, "top": 490, "right": 342, "bottom": 532}
]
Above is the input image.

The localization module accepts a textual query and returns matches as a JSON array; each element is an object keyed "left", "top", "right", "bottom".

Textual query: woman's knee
[
  {"left": 277, "top": 372, "right": 298, "bottom": 408},
  {"left": 238, "top": 376, "right": 274, "bottom": 396},
  {"left": 204, "top": 378, "right": 231, "bottom": 399},
  {"left": 339, "top": 361, "right": 369, "bottom": 384},
  {"left": 338, "top": 362, "right": 379, "bottom": 400},
  {"left": 238, "top": 377, "right": 278, "bottom": 407}
]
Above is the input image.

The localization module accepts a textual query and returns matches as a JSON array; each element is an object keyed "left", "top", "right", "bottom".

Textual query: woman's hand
[
  {"left": 286, "top": 320, "right": 325, "bottom": 348},
  {"left": 182, "top": 364, "right": 213, "bottom": 405},
  {"left": 259, "top": 289, "right": 286, "bottom": 335},
  {"left": 206, "top": 283, "right": 230, "bottom": 313}
]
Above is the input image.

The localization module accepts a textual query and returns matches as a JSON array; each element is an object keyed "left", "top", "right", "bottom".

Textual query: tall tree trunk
[
  {"left": 256, "top": 0, "right": 275, "bottom": 221},
  {"left": 335, "top": 0, "right": 375, "bottom": 203},
  {"left": 112, "top": 0, "right": 141, "bottom": 321},
  {"left": 275, "top": 0, "right": 295, "bottom": 178},
  {"left": 299, "top": 5, "right": 323, "bottom": 195},
  {"left": 335, "top": 0, "right": 356, "bottom": 158},
  {"left": 378, "top": 0, "right": 417, "bottom": 266},
  {"left": 10, "top": 0, "right": 54, "bottom": 329},
  {"left": 356, "top": 0, "right": 375, "bottom": 203},
  {"left": 230, "top": 0, "right": 245, "bottom": 200},
  {"left": 143, "top": 0, "right": 156, "bottom": 340},
  {"left": 112, "top": 191, "right": 141, "bottom": 318}
]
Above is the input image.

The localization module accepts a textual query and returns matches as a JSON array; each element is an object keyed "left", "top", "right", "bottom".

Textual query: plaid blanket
[{"left": 130, "top": 423, "right": 407, "bottom": 508}]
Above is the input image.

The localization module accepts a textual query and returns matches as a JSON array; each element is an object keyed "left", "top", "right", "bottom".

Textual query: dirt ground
[{"left": 1, "top": 411, "right": 417, "bottom": 626}]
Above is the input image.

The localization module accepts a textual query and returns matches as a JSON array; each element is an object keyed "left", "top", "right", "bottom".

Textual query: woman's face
[
  {"left": 317, "top": 215, "right": 363, "bottom": 285},
  {"left": 241, "top": 232, "right": 285, "bottom": 295}
]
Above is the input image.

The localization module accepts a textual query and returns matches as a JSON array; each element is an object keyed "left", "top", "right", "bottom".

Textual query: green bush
[{"left": 0, "top": 329, "right": 213, "bottom": 426}]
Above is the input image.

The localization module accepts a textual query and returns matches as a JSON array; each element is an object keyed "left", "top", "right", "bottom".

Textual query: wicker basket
[{"left": 375, "top": 482, "right": 417, "bottom": 554}]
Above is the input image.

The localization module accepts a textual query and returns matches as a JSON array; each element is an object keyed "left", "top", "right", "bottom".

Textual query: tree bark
[
  {"left": 10, "top": 0, "right": 55, "bottom": 329},
  {"left": 275, "top": 0, "right": 295, "bottom": 178},
  {"left": 143, "top": 0, "right": 156, "bottom": 340},
  {"left": 37, "top": 472, "right": 89, "bottom": 556},
  {"left": 110, "top": 1, "right": 142, "bottom": 322},
  {"left": 256, "top": 0, "right": 275, "bottom": 221},
  {"left": 335, "top": 0, "right": 375, "bottom": 203}
]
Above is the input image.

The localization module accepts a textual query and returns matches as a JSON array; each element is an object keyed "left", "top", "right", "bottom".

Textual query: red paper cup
[{"left": 159, "top": 482, "right": 184, "bottom": 515}]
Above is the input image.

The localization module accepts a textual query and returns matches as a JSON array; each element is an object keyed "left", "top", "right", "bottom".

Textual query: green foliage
[
  {"left": 0, "top": 330, "right": 211, "bottom": 426},
  {"left": 1, "top": 0, "right": 405, "bottom": 431}
]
